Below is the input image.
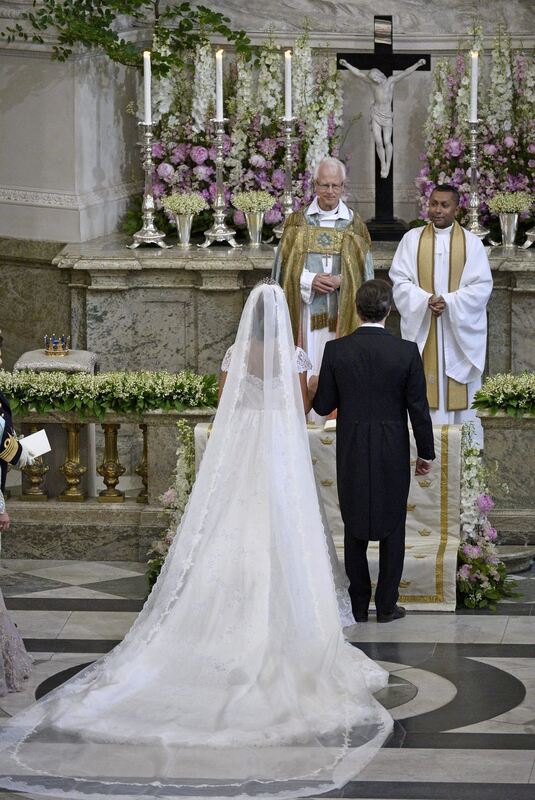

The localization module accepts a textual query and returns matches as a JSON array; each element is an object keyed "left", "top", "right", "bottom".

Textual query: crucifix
[{"left": 338, "top": 16, "right": 431, "bottom": 241}]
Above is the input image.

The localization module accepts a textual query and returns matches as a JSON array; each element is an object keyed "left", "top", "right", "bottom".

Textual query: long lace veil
[{"left": 0, "top": 282, "right": 392, "bottom": 799}]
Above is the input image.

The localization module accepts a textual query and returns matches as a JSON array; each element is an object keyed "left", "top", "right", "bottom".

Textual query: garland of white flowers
[
  {"left": 292, "top": 31, "right": 314, "bottom": 122},
  {"left": 255, "top": 41, "right": 283, "bottom": 126},
  {"left": 227, "top": 56, "right": 254, "bottom": 185},
  {"left": 487, "top": 26, "right": 514, "bottom": 136},
  {"left": 191, "top": 41, "right": 215, "bottom": 133},
  {"left": 307, "top": 58, "right": 344, "bottom": 171}
]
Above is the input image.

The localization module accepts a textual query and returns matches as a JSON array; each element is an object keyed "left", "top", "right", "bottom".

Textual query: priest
[
  {"left": 273, "top": 157, "right": 374, "bottom": 379},
  {"left": 389, "top": 185, "right": 493, "bottom": 441}
]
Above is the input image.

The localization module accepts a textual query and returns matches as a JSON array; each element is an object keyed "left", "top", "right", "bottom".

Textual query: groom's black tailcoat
[
  {"left": 313, "top": 327, "right": 435, "bottom": 615},
  {"left": 313, "top": 327, "right": 435, "bottom": 542}
]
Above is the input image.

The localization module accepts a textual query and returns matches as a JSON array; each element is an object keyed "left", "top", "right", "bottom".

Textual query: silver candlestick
[
  {"left": 467, "top": 120, "right": 489, "bottom": 240},
  {"left": 199, "top": 118, "right": 240, "bottom": 248},
  {"left": 127, "top": 122, "right": 171, "bottom": 249},
  {"left": 274, "top": 117, "right": 296, "bottom": 240}
]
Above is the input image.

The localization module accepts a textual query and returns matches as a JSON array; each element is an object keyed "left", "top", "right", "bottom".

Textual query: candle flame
[
  {"left": 143, "top": 50, "right": 151, "bottom": 57},
  {"left": 285, "top": 50, "right": 292, "bottom": 57},
  {"left": 217, "top": 49, "right": 224, "bottom": 56},
  {"left": 470, "top": 50, "right": 479, "bottom": 58}
]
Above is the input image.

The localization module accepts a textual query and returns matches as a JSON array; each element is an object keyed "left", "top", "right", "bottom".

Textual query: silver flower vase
[
  {"left": 175, "top": 213, "right": 194, "bottom": 248},
  {"left": 244, "top": 211, "right": 265, "bottom": 247},
  {"left": 499, "top": 213, "right": 519, "bottom": 249}
]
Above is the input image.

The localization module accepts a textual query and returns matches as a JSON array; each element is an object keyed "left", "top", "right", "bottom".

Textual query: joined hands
[
  {"left": 428, "top": 294, "right": 446, "bottom": 317},
  {"left": 312, "top": 274, "right": 342, "bottom": 294}
]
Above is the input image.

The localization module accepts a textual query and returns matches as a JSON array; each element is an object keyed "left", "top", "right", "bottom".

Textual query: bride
[{"left": 0, "top": 281, "right": 392, "bottom": 799}]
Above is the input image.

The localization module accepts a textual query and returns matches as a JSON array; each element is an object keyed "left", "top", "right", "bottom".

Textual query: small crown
[{"left": 44, "top": 334, "right": 70, "bottom": 356}]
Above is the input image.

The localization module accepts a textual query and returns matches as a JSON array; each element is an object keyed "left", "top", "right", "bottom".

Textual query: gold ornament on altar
[{"left": 44, "top": 334, "right": 70, "bottom": 356}]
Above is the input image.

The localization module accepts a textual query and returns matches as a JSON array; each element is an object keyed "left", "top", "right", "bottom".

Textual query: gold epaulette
[{"left": 0, "top": 435, "right": 19, "bottom": 463}]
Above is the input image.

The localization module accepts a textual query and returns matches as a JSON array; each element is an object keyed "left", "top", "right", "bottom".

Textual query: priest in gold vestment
[{"left": 273, "top": 157, "right": 374, "bottom": 379}]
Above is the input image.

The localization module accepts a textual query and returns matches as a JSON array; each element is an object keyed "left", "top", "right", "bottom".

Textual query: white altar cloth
[{"left": 194, "top": 423, "right": 462, "bottom": 611}]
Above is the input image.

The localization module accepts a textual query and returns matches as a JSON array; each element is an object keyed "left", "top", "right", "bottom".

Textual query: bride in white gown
[{"left": 0, "top": 282, "right": 392, "bottom": 799}]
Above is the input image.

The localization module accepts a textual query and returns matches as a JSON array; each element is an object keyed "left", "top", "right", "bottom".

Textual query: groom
[{"left": 310, "top": 280, "right": 435, "bottom": 622}]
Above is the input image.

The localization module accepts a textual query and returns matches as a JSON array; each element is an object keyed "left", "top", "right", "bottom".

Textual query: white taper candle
[
  {"left": 469, "top": 50, "right": 479, "bottom": 123},
  {"left": 284, "top": 50, "right": 292, "bottom": 120},
  {"left": 215, "top": 49, "right": 224, "bottom": 121},
  {"left": 143, "top": 50, "right": 152, "bottom": 125}
]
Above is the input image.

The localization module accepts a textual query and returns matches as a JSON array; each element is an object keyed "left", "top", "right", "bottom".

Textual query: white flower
[{"left": 191, "top": 41, "right": 215, "bottom": 133}]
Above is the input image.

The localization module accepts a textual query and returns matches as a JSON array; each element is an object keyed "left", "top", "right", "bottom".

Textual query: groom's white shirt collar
[{"left": 360, "top": 322, "right": 385, "bottom": 328}]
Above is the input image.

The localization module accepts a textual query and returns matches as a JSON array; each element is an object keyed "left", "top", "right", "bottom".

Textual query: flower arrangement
[
  {"left": 127, "top": 31, "right": 344, "bottom": 237},
  {"left": 416, "top": 23, "right": 534, "bottom": 231},
  {"left": 472, "top": 372, "right": 535, "bottom": 417},
  {"left": 147, "top": 419, "right": 196, "bottom": 588},
  {"left": 162, "top": 192, "right": 209, "bottom": 216},
  {"left": 487, "top": 191, "right": 533, "bottom": 215},
  {"left": 0, "top": 370, "right": 218, "bottom": 418},
  {"left": 231, "top": 190, "right": 275, "bottom": 213},
  {"left": 457, "top": 423, "right": 516, "bottom": 609}
]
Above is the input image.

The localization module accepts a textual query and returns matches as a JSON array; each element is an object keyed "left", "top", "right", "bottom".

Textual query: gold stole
[{"left": 417, "top": 222, "right": 468, "bottom": 411}]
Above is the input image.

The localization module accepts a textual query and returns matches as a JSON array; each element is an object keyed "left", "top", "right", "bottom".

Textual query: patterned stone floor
[{"left": 1, "top": 558, "right": 535, "bottom": 800}]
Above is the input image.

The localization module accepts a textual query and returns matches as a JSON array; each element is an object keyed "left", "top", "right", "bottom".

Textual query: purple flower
[
  {"left": 233, "top": 210, "right": 245, "bottom": 226},
  {"left": 528, "top": 143, "right": 535, "bottom": 154},
  {"left": 258, "top": 138, "right": 278, "bottom": 158},
  {"left": 156, "top": 162, "right": 175, "bottom": 182},
  {"left": 484, "top": 525, "right": 498, "bottom": 542},
  {"left": 462, "top": 544, "right": 482, "bottom": 560},
  {"left": 152, "top": 141, "right": 166, "bottom": 159},
  {"left": 483, "top": 144, "right": 498, "bottom": 156},
  {"left": 193, "top": 165, "right": 213, "bottom": 181},
  {"left": 445, "top": 138, "right": 463, "bottom": 157},
  {"left": 250, "top": 153, "right": 267, "bottom": 168},
  {"left": 476, "top": 493, "right": 495, "bottom": 514},
  {"left": 264, "top": 207, "right": 282, "bottom": 225},
  {"left": 190, "top": 146, "right": 209, "bottom": 165},
  {"left": 272, "top": 169, "right": 285, "bottom": 190},
  {"left": 152, "top": 180, "right": 166, "bottom": 198},
  {"left": 170, "top": 143, "right": 188, "bottom": 164},
  {"left": 504, "top": 135, "right": 515, "bottom": 149},
  {"left": 458, "top": 564, "right": 471, "bottom": 580}
]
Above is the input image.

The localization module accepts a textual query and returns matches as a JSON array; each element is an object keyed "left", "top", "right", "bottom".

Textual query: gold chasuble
[
  {"left": 417, "top": 221, "right": 468, "bottom": 411},
  {"left": 279, "top": 211, "right": 370, "bottom": 344}
]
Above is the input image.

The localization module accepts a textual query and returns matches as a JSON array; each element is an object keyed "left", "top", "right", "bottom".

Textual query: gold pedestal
[
  {"left": 97, "top": 423, "right": 125, "bottom": 503},
  {"left": 135, "top": 423, "right": 148, "bottom": 504},
  {"left": 59, "top": 423, "right": 87, "bottom": 502},
  {"left": 21, "top": 424, "right": 49, "bottom": 501}
]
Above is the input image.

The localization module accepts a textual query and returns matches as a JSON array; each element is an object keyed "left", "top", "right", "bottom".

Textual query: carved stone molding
[{"left": 0, "top": 181, "right": 142, "bottom": 210}]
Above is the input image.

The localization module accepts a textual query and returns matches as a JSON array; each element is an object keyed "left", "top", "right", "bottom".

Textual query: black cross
[{"left": 337, "top": 16, "right": 431, "bottom": 240}]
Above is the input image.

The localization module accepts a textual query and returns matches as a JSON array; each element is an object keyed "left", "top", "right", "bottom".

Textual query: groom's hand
[
  {"left": 415, "top": 457, "right": 432, "bottom": 476},
  {"left": 308, "top": 375, "right": 319, "bottom": 398}
]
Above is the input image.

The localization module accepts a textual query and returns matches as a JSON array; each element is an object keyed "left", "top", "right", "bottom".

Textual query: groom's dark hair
[{"left": 356, "top": 279, "right": 392, "bottom": 323}]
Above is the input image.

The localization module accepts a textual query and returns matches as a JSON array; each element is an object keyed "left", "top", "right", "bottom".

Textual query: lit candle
[
  {"left": 469, "top": 50, "right": 479, "bottom": 123},
  {"left": 215, "top": 49, "right": 224, "bottom": 121},
  {"left": 284, "top": 50, "right": 292, "bottom": 120},
  {"left": 143, "top": 50, "right": 152, "bottom": 125}
]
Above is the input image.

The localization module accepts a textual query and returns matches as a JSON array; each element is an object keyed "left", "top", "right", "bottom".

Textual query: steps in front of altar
[{"left": 2, "top": 499, "right": 167, "bottom": 561}]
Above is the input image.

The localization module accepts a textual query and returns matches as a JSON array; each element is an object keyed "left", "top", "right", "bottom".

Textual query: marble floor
[{"left": 1, "top": 558, "right": 535, "bottom": 800}]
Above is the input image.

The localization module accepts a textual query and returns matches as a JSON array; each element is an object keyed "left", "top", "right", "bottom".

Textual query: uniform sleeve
[
  {"left": 0, "top": 488, "right": 5, "bottom": 514},
  {"left": 0, "top": 421, "right": 22, "bottom": 467}
]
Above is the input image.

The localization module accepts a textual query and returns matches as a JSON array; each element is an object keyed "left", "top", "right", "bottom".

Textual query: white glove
[{"left": 18, "top": 440, "right": 36, "bottom": 468}]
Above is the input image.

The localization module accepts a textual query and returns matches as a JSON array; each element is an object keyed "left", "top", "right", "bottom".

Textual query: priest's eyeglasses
[{"left": 315, "top": 182, "right": 343, "bottom": 191}]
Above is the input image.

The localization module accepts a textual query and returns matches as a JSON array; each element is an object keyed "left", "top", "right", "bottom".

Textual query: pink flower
[
  {"left": 193, "top": 165, "right": 213, "bottom": 181},
  {"left": 152, "top": 141, "right": 166, "bottom": 159},
  {"left": 170, "top": 143, "right": 188, "bottom": 164},
  {"left": 484, "top": 525, "right": 498, "bottom": 542},
  {"left": 157, "top": 162, "right": 175, "bottom": 182},
  {"left": 476, "top": 493, "right": 495, "bottom": 514},
  {"left": 258, "top": 138, "right": 278, "bottom": 158},
  {"left": 528, "top": 143, "right": 535, "bottom": 154},
  {"left": 161, "top": 488, "right": 177, "bottom": 508},
  {"left": 445, "top": 138, "right": 463, "bottom": 157},
  {"left": 458, "top": 564, "right": 471, "bottom": 580},
  {"left": 462, "top": 544, "right": 482, "bottom": 560},
  {"left": 190, "top": 146, "right": 209, "bottom": 165},
  {"left": 504, "top": 135, "right": 515, "bottom": 148},
  {"left": 233, "top": 210, "right": 245, "bottom": 226},
  {"left": 483, "top": 144, "right": 497, "bottom": 156},
  {"left": 250, "top": 153, "right": 267, "bottom": 168}
]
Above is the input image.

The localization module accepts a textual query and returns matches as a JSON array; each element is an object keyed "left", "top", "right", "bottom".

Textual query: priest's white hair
[{"left": 313, "top": 157, "right": 346, "bottom": 183}]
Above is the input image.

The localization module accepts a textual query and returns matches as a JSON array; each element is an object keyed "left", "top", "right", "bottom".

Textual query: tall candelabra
[
  {"left": 273, "top": 117, "right": 296, "bottom": 240},
  {"left": 467, "top": 120, "right": 489, "bottom": 240},
  {"left": 127, "top": 122, "right": 171, "bottom": 250},
  {"left": 199, "top": 119, "right": 240, "bottom": 248}
]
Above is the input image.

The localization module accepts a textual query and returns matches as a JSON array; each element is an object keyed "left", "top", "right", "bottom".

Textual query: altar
[{"left": 195, "top": 423, "right": 462, "bottom": 612}]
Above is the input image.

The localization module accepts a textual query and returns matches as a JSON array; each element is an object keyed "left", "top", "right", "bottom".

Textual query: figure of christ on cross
[{"left": 338, "top": 58, "right": 426, "bottom": 179}]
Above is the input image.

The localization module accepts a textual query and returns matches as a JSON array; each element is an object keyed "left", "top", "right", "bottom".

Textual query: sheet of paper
[{"left": 21, "top": 429, "right": 51, "bottom": 457}]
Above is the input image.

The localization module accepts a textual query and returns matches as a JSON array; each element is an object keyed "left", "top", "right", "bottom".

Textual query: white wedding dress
[{"left": 0, "top": 283, "right": 392, "bottom": 799}]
